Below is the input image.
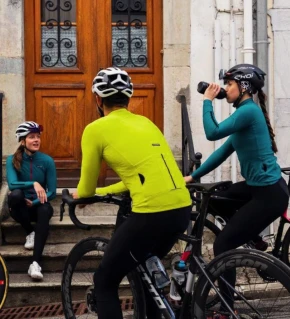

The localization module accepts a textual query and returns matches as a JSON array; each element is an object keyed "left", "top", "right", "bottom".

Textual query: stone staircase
[
  {"left": 0, "top": 188, "right": 181, "bottom": 308},
  {"left": 0, "top": 188, "right": 120, "bottom": 308}
]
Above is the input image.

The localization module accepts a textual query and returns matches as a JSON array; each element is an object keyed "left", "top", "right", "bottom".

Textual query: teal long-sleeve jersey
[
  {"left": 6, "top": 151, "right": 57, "bottom": 206},
  {"left": 191, "top": 98, "right": 281, "bottom": 186}
]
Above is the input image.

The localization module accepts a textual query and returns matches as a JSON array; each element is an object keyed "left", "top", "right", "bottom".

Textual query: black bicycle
[
  {"left": 61, "top": 182, "right": 290, "bottom": 319},
  {"left": 190, "top": 167, "right": 290, "bottom": 270}
]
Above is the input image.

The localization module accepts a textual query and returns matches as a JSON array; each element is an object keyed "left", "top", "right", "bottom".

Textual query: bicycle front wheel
[
  {"left": 62, "top": 237, "right": 146, "bottom": 319},
  {"left": 193, "top": 249, "right": 290, "bottom": 318},
  {"left": 0, "top": 255, "right": 8, "bottom": 309}
]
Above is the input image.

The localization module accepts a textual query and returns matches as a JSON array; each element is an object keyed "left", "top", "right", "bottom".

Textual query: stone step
[
  {"left": 4, "top": 246, "right": 179, "bottom": 308},
  {"left": 6, "top": 272, "right": 63, "bottom": 308},
  {"left": 5, "top": 272, "right": 132, "bottom": 308},
  {"left": 2, "top": 216, "right": 117, "bottom": 245},
  {"left": 1, "top": 243, "right": 78, "bottom": 273},
  {"left": 0, "top": 187, "right": 184, "bottom": 308},
  {"left": 1, "top": 241, "right": 181, "bottom": 273}
]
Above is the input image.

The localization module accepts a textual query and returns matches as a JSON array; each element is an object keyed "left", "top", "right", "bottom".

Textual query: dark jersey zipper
[
  {"left": 161, "top": 154, "right": 177, "bottom": 189},
  {"left": 30, "top": 157, "right": 34, "bottom": 200}
]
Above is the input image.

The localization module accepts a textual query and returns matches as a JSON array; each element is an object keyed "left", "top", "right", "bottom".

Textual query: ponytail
[
  {"left": 12, "top": 144, "right": 24, "bottom": 171},
  {"left": 257, "top": 89, "right": 278, "bottom": 153}
]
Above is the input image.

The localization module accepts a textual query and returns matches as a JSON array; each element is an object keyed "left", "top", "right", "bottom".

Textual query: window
[
  {"left": 112, "top": 0, "right": 147, "bottom": 68},
  {"left": 41, "top": 0, "right": 77, "bottom": 68}
]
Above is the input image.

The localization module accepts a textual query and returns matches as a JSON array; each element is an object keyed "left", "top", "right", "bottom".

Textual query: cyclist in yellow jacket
[{"left": 73, "top": 67, "right": 191, "bottom": 319}]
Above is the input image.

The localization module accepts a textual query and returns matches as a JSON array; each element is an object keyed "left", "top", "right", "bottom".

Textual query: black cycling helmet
[
  {"left": 220, "top": 63, "right": 266, "bottom": 94},
  {"left": 92, "top": 67, "right": 133, "bottom": 98}
]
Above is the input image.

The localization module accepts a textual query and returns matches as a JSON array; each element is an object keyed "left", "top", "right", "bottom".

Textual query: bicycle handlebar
[
  {"left": 282, "top": 167, "right": 290, "bottom": 176},
  {"left": 60, "top": 189, "right": 129, "bottom": 230},
  {"left": 62, "top": 167, "right": 290, "bottom": 230}
]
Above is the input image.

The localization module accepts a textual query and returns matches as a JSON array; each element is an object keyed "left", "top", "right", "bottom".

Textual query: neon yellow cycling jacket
[{"left": 77, "top": 109, "right": 191, "bottom": 213}]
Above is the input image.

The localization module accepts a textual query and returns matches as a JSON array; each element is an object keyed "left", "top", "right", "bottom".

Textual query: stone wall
[
  {"left": 0, "top": 0, "right": 25, "bottom": 156},
  {"left": 189, "top": 0, "right": 245, "bottom": 182},
  {"left": 269, "top": 0, "right": 290, "bottom": 167},
  {"left": 163, "top": 0, "right": 191, "bottom": 159}
]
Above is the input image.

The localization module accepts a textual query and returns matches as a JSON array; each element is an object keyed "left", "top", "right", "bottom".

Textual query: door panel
[
  {"left": 129, "top": 87, "right": 155, "bottom": 118},
  {"left": 34, "top": 88, "right": 85, "bottom": 162},
  {"left": 25, "top": 0, "right": 163, "bottom": 187},
  {"left": 34, "top": 87, "right": 85, "bottom": 186}
]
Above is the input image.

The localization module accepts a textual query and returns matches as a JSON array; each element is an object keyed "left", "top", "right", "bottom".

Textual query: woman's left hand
[
  {"left": 204, "top": 83, "right": 221, "bottom": 101},
  {"left": 25, "top": 198, "right": 33, "bottom": 207}
]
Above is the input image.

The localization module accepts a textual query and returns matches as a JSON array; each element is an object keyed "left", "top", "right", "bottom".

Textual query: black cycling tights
[
  {"left": 93, "top": 205, "right": 191, "bottom": 319},
  {"left": 8, "top": 189, "right": 53, "bottom": 263},
  {"left": 211, "top": 178, "right": 289, "bottom": 311}
]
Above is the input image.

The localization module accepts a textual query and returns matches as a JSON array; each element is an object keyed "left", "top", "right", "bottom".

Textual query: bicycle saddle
[{"left": 187, "top": 181, "right": 232, "bottom": 193}]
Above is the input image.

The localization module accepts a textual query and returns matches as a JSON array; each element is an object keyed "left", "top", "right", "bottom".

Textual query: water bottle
[
  {"left": 169, "top": 260, "right": 188, "bottom": 301},
  {"left": 197, "top": 81, "right": 227, "bottom": 99},
  {"left": 145, "top": 255, "right": 170, "bottom": 289}
]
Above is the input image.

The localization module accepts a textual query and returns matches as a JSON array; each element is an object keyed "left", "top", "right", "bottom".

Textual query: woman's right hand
[
  {"left": 72, "top": 191, "right": 87, "bottom": 209},
  {"left": 204, "top": 83, "right": 221, "bottom": 101},
  {"left": 33, "top": 182, "right": 47, "bottom": 204},
  {"left": 184, "top": 175, "right": 194, "bottom": 183},
  {"left": 25, "top": 199, "right": 33, "bottom": 207}
]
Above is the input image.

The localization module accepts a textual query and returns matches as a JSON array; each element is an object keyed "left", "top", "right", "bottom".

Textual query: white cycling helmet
[
  {"left": 92, "top": 67, "right": 133, "bottom": 98},
  {"left": 15, "top": 121, "right": 43, "bottom": 143}
]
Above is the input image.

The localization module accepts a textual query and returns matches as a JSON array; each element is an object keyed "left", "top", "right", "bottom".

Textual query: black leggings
[
  {"left": 8, "top": 189, "right": 53, "bottom": 264},
  {"left": 210, "top": 178, "right": 289, "bottom": 311},
  {"left": 93, "top": 205, "right": 191, "bottom": 319}
]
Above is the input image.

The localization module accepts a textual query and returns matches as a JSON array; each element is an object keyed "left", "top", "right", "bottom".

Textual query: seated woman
[{"left": 6, "top": 121, "right": 57, "bottom": 280}]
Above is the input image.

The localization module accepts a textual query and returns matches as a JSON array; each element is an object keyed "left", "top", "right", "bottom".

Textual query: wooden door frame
[{"left": 24, "top": 0, "right": 164, "bottom": 187}]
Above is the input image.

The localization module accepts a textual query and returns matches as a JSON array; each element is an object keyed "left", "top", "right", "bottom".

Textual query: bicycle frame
[
  {"left": 134, "top": 183, "right": 241, "bottom": 319},
  {"left": 137, "top": 264, "right": 176, "bottom": 318},
  {"left": 61, "top": 185, "right": 266, "bottom": 319}
]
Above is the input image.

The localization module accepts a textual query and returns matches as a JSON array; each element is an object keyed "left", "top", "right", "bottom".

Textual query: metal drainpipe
[
  {"left": 0, "top": 93, "right": 3, "bottom": 186},
  {"left": 256, "top": 0, "right": 269, "bottom": 102},
  {"left": 256, "top": 2, "right": 273, "bottom": 236},
  {"left": 243, "top": 0, "right": 255, "bottom": 63},
  {"left": 230, "top": 0, "right": 237, "bottom": 183},
  {"left": 214, "top": 19, "right": 222, "bottom": 182}
]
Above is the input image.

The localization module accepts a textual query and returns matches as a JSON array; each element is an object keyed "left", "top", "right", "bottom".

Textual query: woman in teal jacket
[
  {"left": 185, "top": 64, "right": 289, "bottom": 318},
  {"left": 6, "top": 121, "right": 56, "bottom": 280}
]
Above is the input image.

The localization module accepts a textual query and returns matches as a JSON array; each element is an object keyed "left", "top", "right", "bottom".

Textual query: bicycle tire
[
  {"left": 192, "top": 249, "right": 290, "bottom": 319},
  {"left": 281, "top": 226, "right": 290, "bottom": 266},
  {"left": 62, "top": 237, "right": 146, "bottom": 319},
  {"left": 0, "top": 255, "right": 8, "bottom": 309}
]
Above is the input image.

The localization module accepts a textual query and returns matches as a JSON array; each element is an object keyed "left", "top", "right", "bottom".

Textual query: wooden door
[{"left": 25, "top": 0, "right": 163, "bottom": 187}]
